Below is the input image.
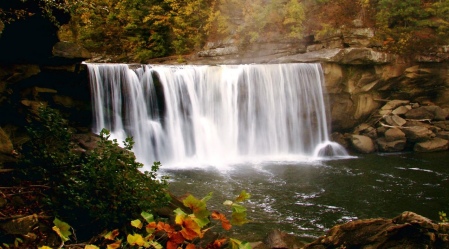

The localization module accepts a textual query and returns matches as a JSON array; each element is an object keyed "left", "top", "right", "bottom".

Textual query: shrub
[{"left": 19, "top": 106, "right": 170, "bottom": 236}]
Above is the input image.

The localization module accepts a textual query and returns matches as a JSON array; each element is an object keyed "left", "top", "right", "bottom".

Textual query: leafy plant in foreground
[
  {"left": 39, "top": 191, "right": 252, "bottom": 249},
  {"left": 20, "top": 106, "right": 170, "bottom": 235}
]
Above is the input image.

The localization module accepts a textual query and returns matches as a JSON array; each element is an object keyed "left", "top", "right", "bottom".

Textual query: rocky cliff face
[
  {"left": 0, "top": 12, "right": 92, "bottom": 165},
  {"left": 181, "top": 26, "right": 449, "bottom": 154}
]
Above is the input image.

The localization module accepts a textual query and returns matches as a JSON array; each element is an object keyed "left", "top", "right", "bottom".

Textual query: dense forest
[{"left": 1, "top": 0, "right": 449, "bottom": 62}]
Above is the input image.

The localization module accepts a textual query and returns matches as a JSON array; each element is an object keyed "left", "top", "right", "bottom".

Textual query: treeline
[{"left": 1, "top": 0, "right": 449, "bottom": 62}]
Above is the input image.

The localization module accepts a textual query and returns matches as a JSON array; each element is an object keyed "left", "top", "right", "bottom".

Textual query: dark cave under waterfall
[{"left": 86, "top": 63, "right": 348, "bottom": 168}]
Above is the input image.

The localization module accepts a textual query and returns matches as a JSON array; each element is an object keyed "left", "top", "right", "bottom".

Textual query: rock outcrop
[{"left": 304, "top": 211, "right": 449, "bottom": 249}]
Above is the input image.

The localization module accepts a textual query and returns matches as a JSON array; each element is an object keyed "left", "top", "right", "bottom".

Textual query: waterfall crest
[{"left": 87, "top": 63, "right": 348, "bottom": 168}]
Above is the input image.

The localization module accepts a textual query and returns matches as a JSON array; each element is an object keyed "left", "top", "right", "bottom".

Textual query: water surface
[{"left": 164, "top": 152, "right": 449, "bottom": 242}]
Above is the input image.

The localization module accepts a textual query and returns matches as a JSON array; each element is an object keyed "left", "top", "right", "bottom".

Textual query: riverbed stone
[
  {"left": 350, "top": 135, "right": 375, "bottom": 153},
  {"left": 414, "top": 137, "right": 449, "bottom": 152},
  {"left": 402, "top": 126, "right": 434, "bottom": 142}
]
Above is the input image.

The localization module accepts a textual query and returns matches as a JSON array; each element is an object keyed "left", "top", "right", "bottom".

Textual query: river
[{"left": 164, "top": 152, "right": 449, "bottom": 242}]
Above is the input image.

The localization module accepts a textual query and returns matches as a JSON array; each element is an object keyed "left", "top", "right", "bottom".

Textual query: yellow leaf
[
  {"left": 84, "top": 245, "right": 100, "bottom": 249},
  {"left": 38, "top": 246, "right": 53, "bottom": 249},
  {"left": 127, "top": 234, "right": 145, "bottom": 246},
  {"left": 131, "top": 219, "right": 143, "bottom": 229}
]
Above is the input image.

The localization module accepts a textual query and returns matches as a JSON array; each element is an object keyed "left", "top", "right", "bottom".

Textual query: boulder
[
  {"left": 405, "top": 106, "right": 443, "bottom": 120},
  {"left": 52, "top": 41, "right": 91, "bottom": 60},
  {"left": 259, "top": 230, "right": 305, "bottom": 248},
  {"left": 383, "top": 114, "right": 407, "bottom": 127},
  {"left": 437, "top": 131, "right": 449, "bottom": 140},
  {"left": 434, "top": 121, "right": 449, "bottom": 131},
  {"left": 402, "top": 126, "right": 434, "bottom": 142},
  {"left": 392, "top": 105, "right": 411, "bottom": 115},
  {"left": 0, "top": 214, "right": 39, "bottom": 235},
  {"left": 381, "top": 100, "right": 410, "bottom": 111},
  {"left": 353, "top": 123, "right": 377, "bottom": 139},
  {"left": 0, "top": 127, "right": 13, "bottom": 155},
  {"left": 414, "top": 137, "right": 449, "bottom": 152},
  {"left": 304, "top": 211, "right": 449, "bottom": 249},
  {"left": 384, "top": 128, "right": 406, "bottom": 142},
  {"left": 377, "top": 137, "right": 406, "bottom": 152},
  {"left": 351, "top": 135, "right": 375, "bottom": 153}
]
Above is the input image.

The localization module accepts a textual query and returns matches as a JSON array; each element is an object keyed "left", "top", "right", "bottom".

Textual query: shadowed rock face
[{"left": 0, "top": 0, "right": 70, "bottom": 64}]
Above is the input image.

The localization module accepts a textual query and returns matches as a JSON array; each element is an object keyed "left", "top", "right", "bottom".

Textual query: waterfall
[{"left": 87, "top": 63, "right": 348, "bottom": 168}]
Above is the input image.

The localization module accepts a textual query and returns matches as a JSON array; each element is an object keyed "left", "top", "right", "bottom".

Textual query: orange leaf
[
  {"left": 186, "top": 243, "right": 196, "bottom": 249},
  {"left": 211, "top": 211, "right": 232, "bottom": 230},
  {"left": 213, "top": 238, "right": 227, "bottom": 248},
  {"left": 104, "top": 229, "right": 120, "bottom": 240},
  {"left": 180, "top": 217, "right": 202, "bottom": 240},
  {"left": 169, "top": 232, "right": 185, "bottom": 244},
  {"left": 167, "top": 240, "right": 179, "bottom": 249},
  {"left": 106, "top": 240, "right": 122, "bottom": 249}
]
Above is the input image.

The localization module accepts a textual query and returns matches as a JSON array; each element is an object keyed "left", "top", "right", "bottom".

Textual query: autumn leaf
[
  {"left": 106, "top": 240, "right": 121, "bottom": 249},
  {"left": 146, "top": 221, "right": 157, "bottom": 233},
  {"left": 231, "top": 211, "right": 249, "bottom": 226},
  {"left": 147, "top": 240, "right": 163, "bottom": 249},
  {"left": 131, "top": 219, "right": 143, "bottom": 229},
  {"left": 186, "top": 243, "right": 196, "bottom": 249},
  {"left": 235, "top": 190, "right": 251, "bottom": 202},
  {"left": 127, "top": 234, "right": 145, "bottom": 246},
  {"left": 104, "top": 229, "right": 120, "bottom": 240},
  {"left": 212, "top": 238, "right": 228, "bottom": 249},
  {"left": 52, "top": 218, "right": 71, "bottom": 242},
  {"left": 38, "top": 246, "right": 52, "bottom": 249},
  {"left": 211, "top": 211, "right": 232, "bottom": 230},
  {"left": 229, "top": 238, "right": 252, "bottom": 249},
  {"left": 84, "top": 245, "right": 100, "bottom": 249},
  {"left": 179, "top": 216, "right": 202, "bottom": 240},
  {"left": 182, "top": 195, "right": 210, "bottom": 219}
]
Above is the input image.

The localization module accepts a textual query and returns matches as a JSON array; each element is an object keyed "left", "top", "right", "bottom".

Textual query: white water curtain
[{"left": 87, "top": 63, "right": 347, "bottom": 168}]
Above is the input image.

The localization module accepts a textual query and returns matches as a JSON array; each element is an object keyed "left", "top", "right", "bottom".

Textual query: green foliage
[
  {"left": 19, "top": 106, "right": 170, "bottom": 233},
  {"left": 440, "top": 211, "right": 448, "bottom": 223},
  {"left": 372, "top": 0, "right": 449, "bottom": 55}
]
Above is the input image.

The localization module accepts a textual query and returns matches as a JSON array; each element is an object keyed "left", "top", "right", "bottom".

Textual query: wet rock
[
  {"left": 351, "top": 135, "right": 375, "bottom": 153},
  {"left": 304, "top": 211, "right": 449, "bottom": 249},
  {"left": 402, "top": 126, "right": 435, "bottom": 142},
  {"left": 414, "top": 137, "right": 449, "bottom": 152}
]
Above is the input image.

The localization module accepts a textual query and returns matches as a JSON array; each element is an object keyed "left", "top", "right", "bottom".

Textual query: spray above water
[{"left": 87, "top": 63, "right": 348, "bottom": 169}]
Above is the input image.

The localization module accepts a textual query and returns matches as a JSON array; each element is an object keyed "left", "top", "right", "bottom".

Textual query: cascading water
[{"left": 87, "top": 63, "right": 348, "bottom": 168}]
